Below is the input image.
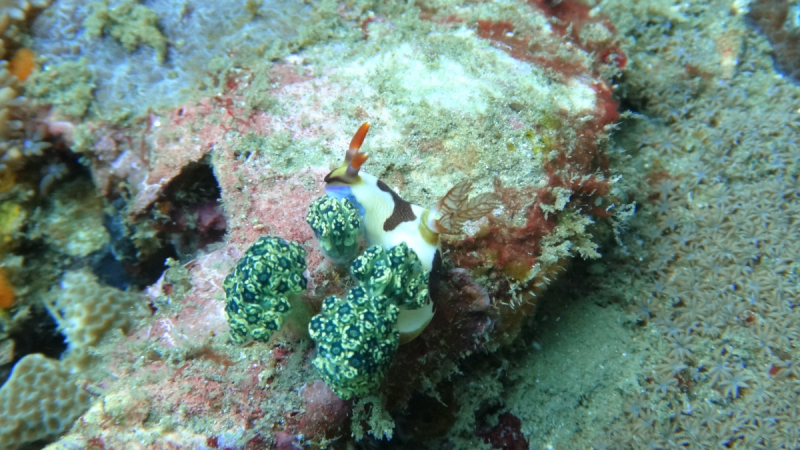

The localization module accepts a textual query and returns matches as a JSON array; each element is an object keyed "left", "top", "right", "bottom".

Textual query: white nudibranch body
[
  {"left": 326, "top": 170, "right": 439, "bottom": 272},
  {"left": 324, "top": 123, "right": 499, "bottom": 342}
]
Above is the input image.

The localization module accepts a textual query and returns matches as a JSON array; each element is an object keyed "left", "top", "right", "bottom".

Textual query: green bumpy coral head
[
  {"left": 306, "top": 196, "right": 362, "bottom": 264},
  {"left": 350, "top": 243, "right": 429, "bottom": 309},
  {"left": 224, "top": 236, "right": 307, "bottom": 344},
  {"left": 309, "top": 286, "right": 399, "bottom": 400}
]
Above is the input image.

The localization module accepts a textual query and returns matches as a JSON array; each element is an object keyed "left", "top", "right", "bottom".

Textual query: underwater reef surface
[{"left": 0, "top": 0, "right": 797, "bottom": 449}]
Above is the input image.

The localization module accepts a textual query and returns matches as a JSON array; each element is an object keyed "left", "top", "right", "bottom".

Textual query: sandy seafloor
[{"left": 0, "top": 0, "right": 799, "bottom": 449}]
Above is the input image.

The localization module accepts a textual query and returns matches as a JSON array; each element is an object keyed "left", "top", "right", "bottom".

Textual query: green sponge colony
[
  {"left": 224, "top": 236, "right": 308, "bottom": 344},
  {"left": 309, "top": 243, "right": 431, "bottom": 399},
  {"left": 350, "top": 242, "right": 429, "bottom": 309},
  {"left": 309, "top": 286, "right": 399, "bottom": 400},
  {"left": 306, "top": 196, "right": 362, "bottom": 264}
]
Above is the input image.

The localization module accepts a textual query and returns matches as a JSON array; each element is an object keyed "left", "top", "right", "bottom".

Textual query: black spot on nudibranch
[{"left": 377, "top": 180, "right": 416, "bottom": 231}]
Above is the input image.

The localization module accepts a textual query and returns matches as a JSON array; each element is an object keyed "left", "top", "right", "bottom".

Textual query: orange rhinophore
[
  {"left": 0, "top": 268, "right": 15, "bottom": 309},
  {"left": 9, "top": 48, "right": 35, "bottom": 82},
  {"left": 349, "top": 122, "right": 370, "bottom": 153}
]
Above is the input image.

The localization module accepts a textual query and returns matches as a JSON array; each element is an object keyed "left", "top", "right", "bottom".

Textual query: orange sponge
[
  {"left": 0, "top": 268, "right": 15, "bottom": 309},
  {"left": 9, "top": 48, "right": 35, "bottom": 82}
]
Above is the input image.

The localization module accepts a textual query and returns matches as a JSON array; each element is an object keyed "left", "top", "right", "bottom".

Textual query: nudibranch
[{"left": 324, "top": 122, "right": 499, "bottom": 342}]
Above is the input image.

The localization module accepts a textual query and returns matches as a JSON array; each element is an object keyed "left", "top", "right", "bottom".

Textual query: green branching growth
[
  {"left": 223, "top": 236, "right": 307, "bottom": 344},
  {"left": 309, "top": 242, "right": 430, "bottom": 399},
  {"left": 309, "top": 286, "right": 399, "bottom": 400},
  {"left": 350, "top": 242, "right": 429, "bottom": 309},
  {"left": 306, "top": 196, "right": 362, "bottom": 264}
]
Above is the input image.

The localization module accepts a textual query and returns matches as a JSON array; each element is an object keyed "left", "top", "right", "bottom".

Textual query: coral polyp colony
[{"left": 0, "top": 354, "right": 91, "bottom": 447}]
